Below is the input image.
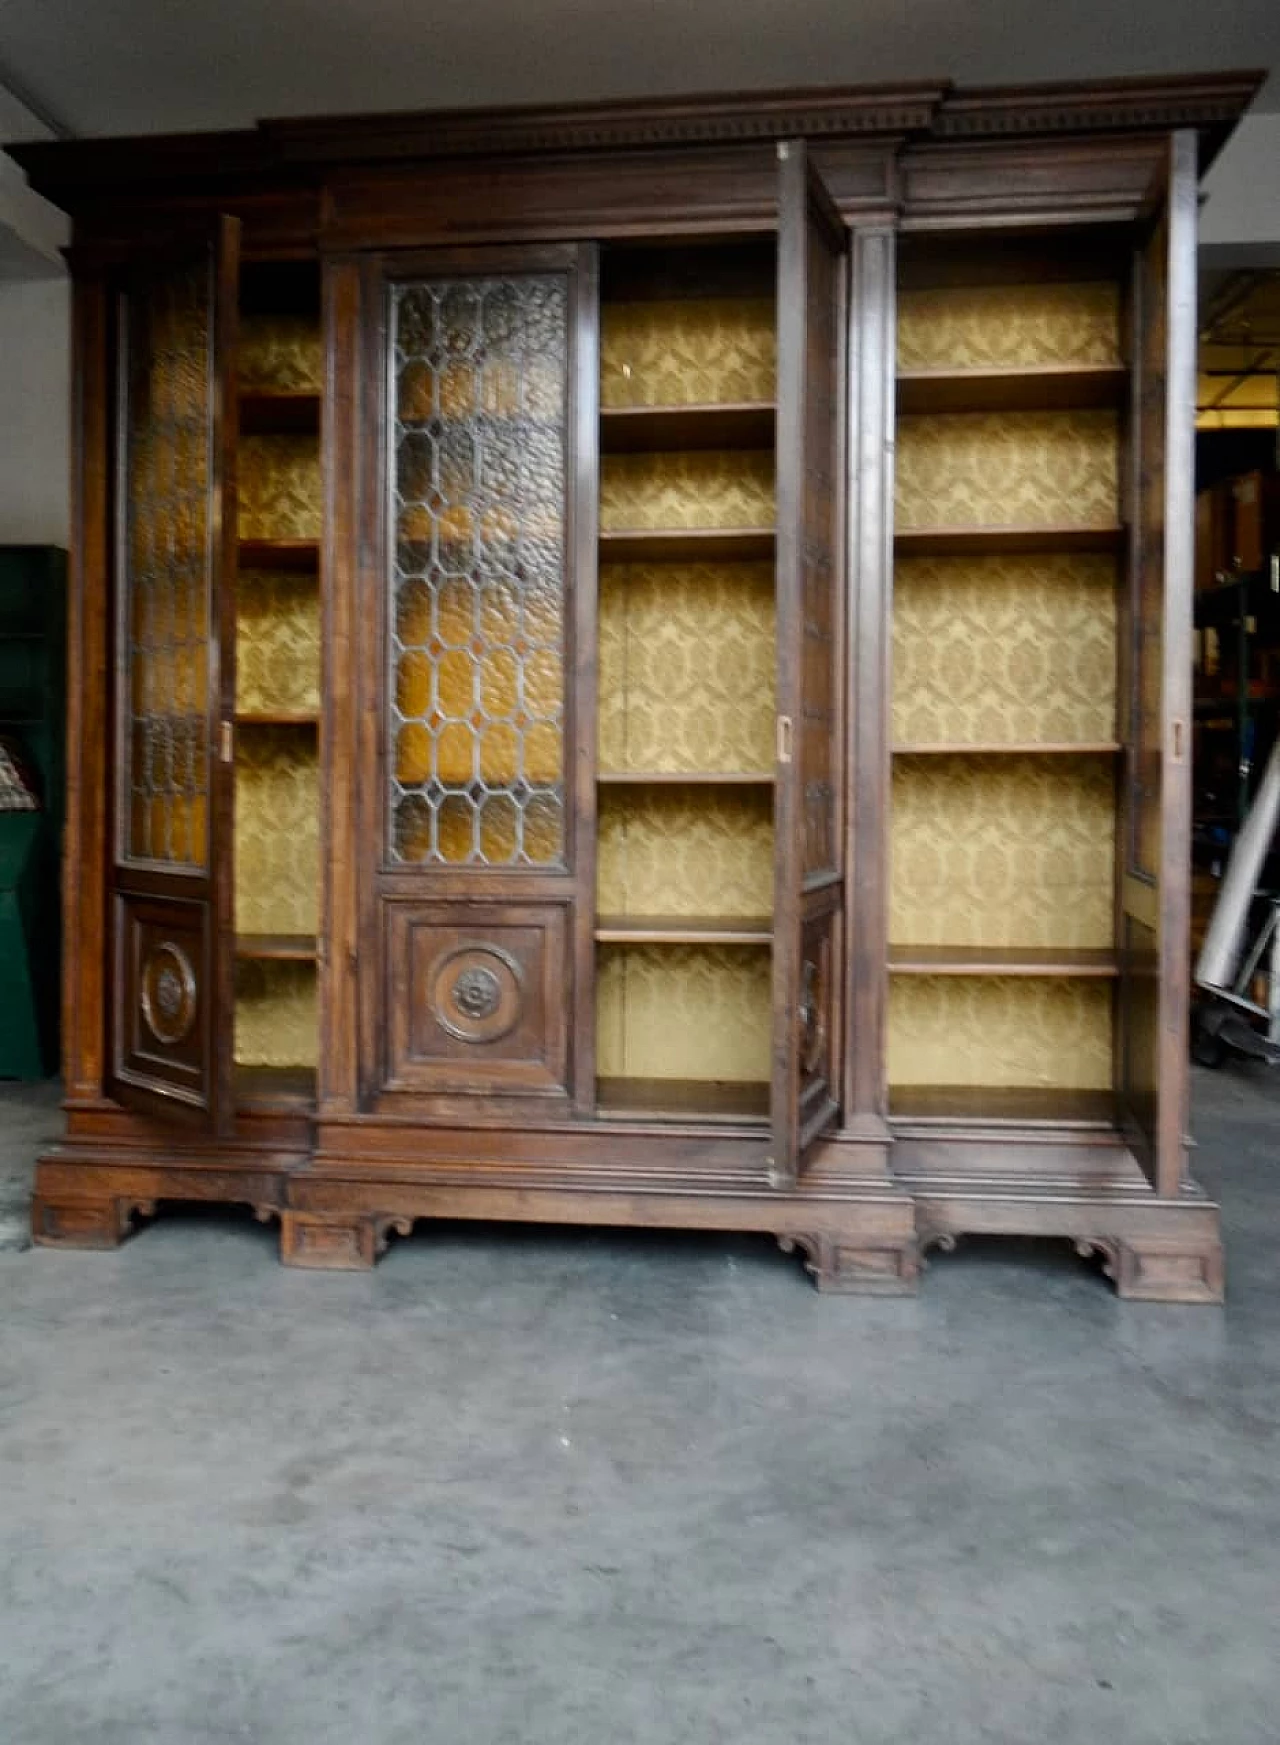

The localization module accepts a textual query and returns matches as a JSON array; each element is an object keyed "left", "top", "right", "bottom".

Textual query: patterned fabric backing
[
  {"left": 601, "top": 298, "right": 775, "bottom": 407},
  {"left": 890, "top": 754, "right": 1115, "bottom": 950},
  {"left": 597, "top": 786, "right": 773, "bottom": 918},
  {"left": 892, "top": 555, "right": 1117, "bottom": 746},
  {"left": 596, "top": 943, "right": 771, "bottom": 1082},
  {"left": 599, "top": 563, "right": 775, "bottom": 774},
  {"left": 238, "top": 436, "right": 323, "bottom": 540},
  {"left": 236, "top": 572, "right": 321, "bottom": 715},
  {"left": 238, "top": 315, "right": 324, "bottom": 391},
  {"left": 0, "top": 735, "right": 40, "bottom": 811},
  {"left": 600, "top": 451, "right": 775, "bottom": 531},
  {"left": 897, "top": 282, "right": 1121, "bottom": 371},
  {"left": 235, "top": 961, "right": 318, "bottom": 1068},
  {"left": 895, "top": 411, "right": 1119, "bottom": 530},
  {"left": 888, "top": 975, "right": 1114, "bottom": 1090},
  {"left": 234, "top": 728, "right": 320, "bottom": 936}
]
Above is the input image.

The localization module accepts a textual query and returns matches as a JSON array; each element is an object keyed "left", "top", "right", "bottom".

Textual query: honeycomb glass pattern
[
  {"left": 122, "top": 256, "right": 213, "bottom": 866},
  {"left": 389, "top": 274, "right": 568, "bottom": 867}
]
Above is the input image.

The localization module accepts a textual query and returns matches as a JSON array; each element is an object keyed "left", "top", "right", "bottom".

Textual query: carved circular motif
[
  {"left": 140, "top": 941, "right": 198, "bottom": 1047},
  {"left": 429, "top": 942, "right": 523, "bottom": 1045},
  {"left": 452, "top": 965, "right": 502, "bottom": 1022}
]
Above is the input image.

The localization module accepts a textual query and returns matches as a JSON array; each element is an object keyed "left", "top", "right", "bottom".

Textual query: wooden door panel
[
  {"left": 383, "top": 899, "right": 571, "bottom": 1100},
  {"left": 113, "top": 893, "right": 213, "bottom": 1112},
  {"left": 1118, "top": 133, "right": 1197, "bottom": 1194},
  {"left": 771, "top": 141, "right": 847, "bottom": 1184},
  {"left": 107, "top": 215, "right": 240, "bottom": 1131}
]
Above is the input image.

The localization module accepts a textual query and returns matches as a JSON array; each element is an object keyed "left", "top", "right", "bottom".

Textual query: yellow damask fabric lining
[
  {"left": 235, "top": 961, "right": 318, "bottom": 1068},
  {"left": 238, "top": 315, "right": 323, "bottom": 391},
  {"left": 897, "top": 282, "right": 1121, "bottom": 372},
  {"left": 601, "top": 298, "right": 776, "bottom": 407},
  {"left": 238, "top": 436, "right": 323, "bottom": 540},
  {"left": 895, "top": 411, "right": 1119, "bottom": 529},
  {"left": 235, "top": 728, "right": 320, "bottom": 936},
  {"left": 599, "top": 563, "right": 775, "bottom": 774},
  {"left": 597, "top": 786, "right": 774, "bottom": 918},
  {"left": 890, "top": 755, "right": 1116, "bottom": 950},
  {"left": 236, "top": 572, "right": 321, "bottom": 715},
  {"left": 596, "top": 943, "right": 771, "bottom": 1081},
  {"left": 600, "top": 451, "right": 775, "bottom": 531},
  {"left": 892, "top": 555, "right": 1117, "bottom": 745},
  {"left": 888, "top": 976, "right": 1113, "bottom": 1089}
]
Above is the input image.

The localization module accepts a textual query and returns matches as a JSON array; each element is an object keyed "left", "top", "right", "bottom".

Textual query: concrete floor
[{"left": 0, "top": 1070, "right": 1277, "bottom": 1744}]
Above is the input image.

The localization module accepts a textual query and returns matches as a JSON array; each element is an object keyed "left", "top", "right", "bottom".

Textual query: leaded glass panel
[
  {"left": 121, "top": 257, "right": 213, "bottom": 867},
  {"left": 388, "top": 274, "right": 568, "bottom": 867}
]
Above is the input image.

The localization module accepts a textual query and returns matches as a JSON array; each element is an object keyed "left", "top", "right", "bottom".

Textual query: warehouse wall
[{"left": 0, "top": 276, "right": 70, "bottom": 548}]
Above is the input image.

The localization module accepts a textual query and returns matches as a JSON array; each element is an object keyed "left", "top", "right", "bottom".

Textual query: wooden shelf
[
  {"left": 599, "top": 527, "right": 774, "bottom": 563},
  {"left": 235, "top": 933, "right": 318, "bottom": 962},
  {"left": 892, "top": 740, "right": 1121, "bottom": 756},
  {"left": 894, "top": 524, "right": 1123, "bottom": 557},
  {"left": 597, "top": 770, "right": 774, "bottom": 786},
  {"left": 238, "top": 389, "right": 322, "bottom": 434},
  {"left": 896, "top": 364, "right": 1126, "bottom": 414},
  {"left": 596, "top": 1077, "right": 769, "bottom": 1123},
  {"left": 238, "top": 539, "right": 321, "bottom": 571},
  {"left": 888, "top": 1085, "right": 1117, "bottom": 1128},
  {"left": 888, "top": 945, "right": 1118, "bottom": 977},
  {"left": 233, "top": 1064, "right": 317, "bottom": 1108},
  {"left": 235, "top": 710, "right": 319, "bottom": 727},
  {"left": 600, "top": 401, "right": 775, "bottom": 453},
  {"left": 596, "top": 915, "right": 772, "bottom": 944}
]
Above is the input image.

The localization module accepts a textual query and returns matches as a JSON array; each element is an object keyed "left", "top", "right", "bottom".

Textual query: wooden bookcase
[{"left": 13, "top": 71, "right": 1262, "bottom": 1298}]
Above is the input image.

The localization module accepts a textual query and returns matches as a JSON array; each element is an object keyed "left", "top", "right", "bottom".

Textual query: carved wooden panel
[
  {"left": 384, "top": 901, "right": 570, "bottom": 1097},
  {"left": 114, "top": 893, "right": 209, "bottom": 1105}
]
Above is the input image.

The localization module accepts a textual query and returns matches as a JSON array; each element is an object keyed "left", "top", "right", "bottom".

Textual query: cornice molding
[
  {"left": 260, "top": 83, "right": 947, "bottom": 166},
  {"left": 7, "top": 70, "right": 1266, "bottom": 206}
]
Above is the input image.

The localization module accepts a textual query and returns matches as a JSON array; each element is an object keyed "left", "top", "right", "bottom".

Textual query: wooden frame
[{"left": 18, "top": 71, "right": 1263, "bottom": 1300}]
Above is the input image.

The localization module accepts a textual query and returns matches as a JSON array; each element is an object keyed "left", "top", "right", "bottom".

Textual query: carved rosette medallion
[
  {"left": 140, "top": 941, "right": 198, "bottom": 1046},
  {"left": 429, "top": 942, "right": 524, "bottom": 1044}
]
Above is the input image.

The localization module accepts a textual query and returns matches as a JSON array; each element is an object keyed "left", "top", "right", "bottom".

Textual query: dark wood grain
[
  {"left": 27, "top": 74, "right": 1245, "bottom": 1298},
  {"left": 888, "top": 945, "right": 1119, "bottom": 976},
  {"left": 238, "top": 389, "right": 323, "bottom": 434},
  {"left": 595, "top": 916, "right": 773, "bottom": 943},
  {"left": 599, "top": 402, "right": 775, "bottom": 453},
  {"left": 896, "top": 364, "right": 1126, "bottom": 414},
  {"left": 894, "top": 524, "right": 1124, "bottom": 556},
  {"left": 598, "top": 528, "right": 774, "bottom": 562},
  {"left": 596, "top": 1078, "right": 770, "bottom": 1122}
]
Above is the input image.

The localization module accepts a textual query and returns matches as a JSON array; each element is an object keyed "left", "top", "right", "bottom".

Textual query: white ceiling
[{"left": 1, "top": 0, "right": 1278, "bottom": 140}]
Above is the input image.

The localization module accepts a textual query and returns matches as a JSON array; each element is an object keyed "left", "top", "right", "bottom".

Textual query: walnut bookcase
[{"left": 14, "top": 70, "right": 1261, "bottom": 1298}]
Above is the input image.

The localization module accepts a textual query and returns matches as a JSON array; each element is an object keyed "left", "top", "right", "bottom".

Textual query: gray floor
[{"left": 1, "top": 1070, "right": 1277, "bottom": 1745}]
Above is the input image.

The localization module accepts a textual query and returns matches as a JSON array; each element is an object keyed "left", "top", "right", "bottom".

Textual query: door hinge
[
  {"left": 219, "top": 720, "right": 234, "bottom": 763},
  {"left": 776, "top": 715, "right": 793, "bottom": 766}
]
